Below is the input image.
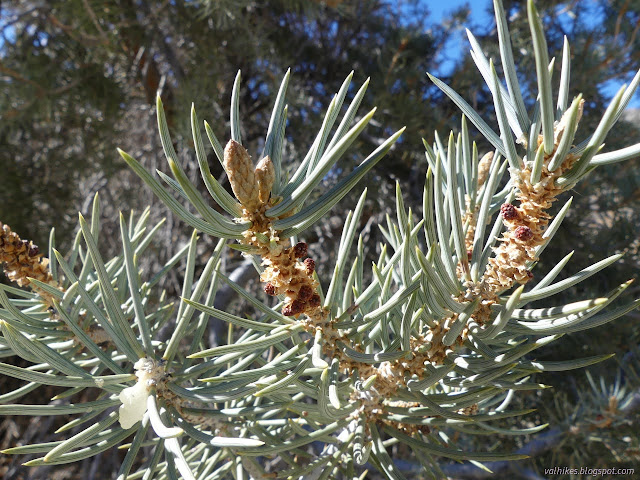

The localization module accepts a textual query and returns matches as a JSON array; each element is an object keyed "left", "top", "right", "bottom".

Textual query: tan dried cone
[
  {"left": 0, "top": 222, "right": 59, "bottom": 305},
  {"left": 0, "top": 222, "right": 114, "bottom": 345}
]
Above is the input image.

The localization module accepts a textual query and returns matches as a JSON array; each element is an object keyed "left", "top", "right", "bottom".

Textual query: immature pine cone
[
  {"left": 500, "top": 203, "right": 518, "bottom": 220},
  {"left": 283, "top": 300, "right": 305, "bottom": 317},
  {"left": 308, "top": 294, "right": 321, "bottom": 308},
  {"left": 297, "top": 284, "right": 314, "bottom": 301},
  {"left": 303, "top": 258, "right": 315, "bottom": 275},
  {"left": 264, "top": 283, "right": 277, "bottom": 296},
  {"left": 293, "top": 242, "right": 308, "bottom": 258},
  {"left": 514, "top": 225, "right": 534, "bottom": 241}
]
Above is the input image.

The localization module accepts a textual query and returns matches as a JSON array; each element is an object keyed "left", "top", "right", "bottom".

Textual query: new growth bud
[
  {"left": 255, "top": 156, "right": 275, "bottom": 204},
  {"left": 224, "top": 140, "right": 260, "bottom": 210}
]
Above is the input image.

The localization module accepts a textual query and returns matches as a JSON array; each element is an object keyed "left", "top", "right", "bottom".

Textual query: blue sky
[
  {"left": 423, "top": 0, "right": 640, "bottom": 108},
  {"left": 428, "top": 0, "right": 493, "bottom": 24},
  {"left": 428, "top": 0, "right": 493, "bottom": 76}
]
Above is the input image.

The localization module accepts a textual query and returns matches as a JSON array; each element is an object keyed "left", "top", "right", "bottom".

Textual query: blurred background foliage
[{"left": 1, "top": 0, "right": 639, "bottom": 478}]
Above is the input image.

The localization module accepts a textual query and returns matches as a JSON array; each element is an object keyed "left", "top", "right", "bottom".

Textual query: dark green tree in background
[{"left": 0, "top": 0, "right": 451, "bottom": 248}]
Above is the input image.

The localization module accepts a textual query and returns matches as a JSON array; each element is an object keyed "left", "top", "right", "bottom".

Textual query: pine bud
[
  {"left": 514, "top": 225, "right": 533, "bottom": 241},
  {"left": 293, "top": 242, "right": 308, "bottom": 258},
  {"left": 28, "top": 244, "right": 39, "bottom": 257},
  {"left": 264, "top": 283, "right": 277, "bottom": 296},
  {"left": 477, "top": 151, "right": 493, "bottom": 186},
  {"left": 223, "top": 140, "right": 260, "bottom": 210},
  {"left": 500, "top": 203, "right": 518, "bottom": 220},
  {"left": 283, "top": 300, "right": 305, "bottom": 317},
  {"left": 308, "top": 294, "right": 321, "bottom": 308},
  {"left": 298, "top": 284, "right": 313, "bottom": 301},
  {"left": 303, "top": 258, "right": 315, "bottom": 275},
  {"left": 254, "top": 156, "right": 275, "bottom": 204}
]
